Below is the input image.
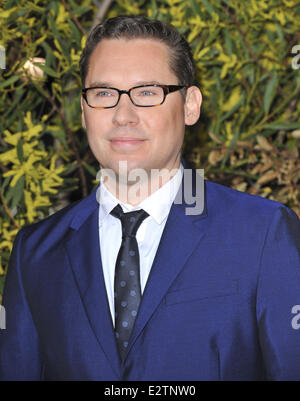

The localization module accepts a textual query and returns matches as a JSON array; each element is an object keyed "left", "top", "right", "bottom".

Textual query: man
[{"left": 0, "top": 15, "right": 300, "bottom": 381}]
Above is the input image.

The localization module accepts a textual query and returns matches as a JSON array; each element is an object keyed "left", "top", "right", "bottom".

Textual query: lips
[
  {"left": 110, "top": 137, "right": 146, "bottom": 146},
  {"left": 111, "top": 137, "right": 145, "bottom": 141}
]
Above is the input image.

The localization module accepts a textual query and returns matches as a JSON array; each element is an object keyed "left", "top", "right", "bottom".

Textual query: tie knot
[{"left": 110, "top": 204, "right": 149, "bottom": 237}]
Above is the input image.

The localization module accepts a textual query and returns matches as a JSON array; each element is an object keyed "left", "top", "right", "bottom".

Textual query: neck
[{"left": 101, "top": 160, "right": 181, "bottom": 206}]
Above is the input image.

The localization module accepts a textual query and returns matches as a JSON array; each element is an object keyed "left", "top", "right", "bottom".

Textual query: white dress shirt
[{"left": 98, "top": 164, "right": 183, "bottom": 326}]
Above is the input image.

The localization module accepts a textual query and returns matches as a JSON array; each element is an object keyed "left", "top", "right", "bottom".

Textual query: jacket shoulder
[
  {"left": 17, "top": 187, "right": 99, "bottom": 246},
  {"left": 205, "top": 179, "right": 299, "bottom": 221}
]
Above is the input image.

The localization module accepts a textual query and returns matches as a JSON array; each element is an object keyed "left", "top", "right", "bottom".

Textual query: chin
[
  {"left": 100, "top": 158, "right": 143, "bottom": 176},
  {"left": 115, "top": 157, "right": 148, "bottom": 172}
]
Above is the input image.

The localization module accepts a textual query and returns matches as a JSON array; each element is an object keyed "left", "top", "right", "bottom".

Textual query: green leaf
[
  {"left": 6, "top": 175, "right": 25, "bottom": 209},
  {"left": 190, "top": 0, "right": 201, "bottom": 14},
  {"left": 48, "top": 13, "right": 69, "bottom": 56},
  {"left": 41, "top": 42, "right": 56, "bottom": 67},
  {"left": 221, "top": 95, "right": 245, "bottom": 122},
  {"left": 224, "top": 28, "right": 233, "bottom": 55},
  {"left": 262, "top": 122, "right": 300, "bottom": 130},
  {"left": 0, "top": 76, "right": 19, "bottom": 89},
  {"left": 83, "top": 162, "right": 98, "bottom": 177},
  {"left": 206, "top": 27, "right": 221, "bottom": 46},
  {"left": 150, "top": 0, "right": 158, "bottom": 17},
  {"left": 275, "top": 24, "right": 285, "bottom": 51},
  {"left": 221, "top": 128, "right": 241, "bottom": 167},
  {"left": 1, "top": 176, "right": 11, "bottom": 192},
  {"left": 37, "top": 64, "right": 59, "bottom": 79},
  {"left": 17, "top": 140, "right": 24, "bottom": 163},
  {"left": 0, "top": 276, "right": 7, "bottom": 298},
  {"left": 69, "top": 21, "right": 81, "bottom": 46},
  {"left": 202, "top": 0, "right": 215, "bottom": 15},
  {"left": 264, "top": 72, "right": 278, "bottom": 115}
]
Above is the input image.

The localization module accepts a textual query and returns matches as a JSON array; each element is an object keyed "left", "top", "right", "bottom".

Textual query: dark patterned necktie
[{"left": 110, "top": 204, "right": 149, "bottom": 360}]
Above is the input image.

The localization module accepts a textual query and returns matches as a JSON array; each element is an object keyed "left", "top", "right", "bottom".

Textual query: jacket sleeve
[
  {"left": 256, "top": 206, "right": 300, "bottom": 380},
  {"left": 0, "top": 229, "right": 43, "bottom": 380}
]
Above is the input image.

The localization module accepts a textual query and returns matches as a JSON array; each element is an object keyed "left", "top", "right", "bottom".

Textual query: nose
[{"left": 112, "top": 92, "right": 139, "bottom": 127}]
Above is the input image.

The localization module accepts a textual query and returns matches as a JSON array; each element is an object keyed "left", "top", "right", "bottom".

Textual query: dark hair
[{"left": 79, "top": 15, "right": 195, "bottom": 91}]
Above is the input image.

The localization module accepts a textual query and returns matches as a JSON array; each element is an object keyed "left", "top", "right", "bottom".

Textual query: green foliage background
[{"left": 0, "top": 0, "right": 300, "bottom": 298}]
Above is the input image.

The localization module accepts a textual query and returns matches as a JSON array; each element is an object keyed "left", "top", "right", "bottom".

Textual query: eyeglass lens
[{"left": 86, "top": 86, "right": 165, "bottom": 108}]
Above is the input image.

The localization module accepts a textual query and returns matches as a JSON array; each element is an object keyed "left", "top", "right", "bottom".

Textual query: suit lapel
[
  {"left": 63, "top": 169, "right": 208, "bottom": 369},
  {"left": 128, "top": 170, "right": 208, "bottom": 358},
  {"left": 64, "top": 195, "right": 121, "bottom": 377}
]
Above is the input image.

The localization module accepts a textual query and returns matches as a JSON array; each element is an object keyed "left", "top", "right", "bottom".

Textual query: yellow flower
[
  {"left": 282, "top": 0, "right": 296, "bottom": 6},
  {"left": 272, "top": 8, "right": 286, "bottom": 25},
  {"left": 225, "top": 122, "right": 233, "bottom": 146},
  {"left": 222, "top": 86, "right": 242, "bottom": 112},
  {"left": 218, "top": 53, "right": 238, "bottom": 79},
  {"left": 56, "top": 3, "right": 68, "bottom": 25},
  {"left": 166, "top": 0, "right": 182, "bottom": 5},
  {"left": 24, "top": 190, "right": 36, "bottom": 223}
]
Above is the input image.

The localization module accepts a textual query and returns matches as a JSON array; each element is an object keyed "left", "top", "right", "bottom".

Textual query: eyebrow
[{"left": 87, "top": 80, "right": 163, "bottom": 88}]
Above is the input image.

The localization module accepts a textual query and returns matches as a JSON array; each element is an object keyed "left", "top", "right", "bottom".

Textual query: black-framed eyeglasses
[{"left": 81, "top": 84, "right": 188, "bottom": 109}]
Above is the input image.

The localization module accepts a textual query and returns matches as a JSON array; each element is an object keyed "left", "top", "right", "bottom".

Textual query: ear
[
  {"left": 184, "top": 86, "right": 202, "bottom": 126},
  {"left": 81, "top": 96, "right": 87, "bottom": 129}
]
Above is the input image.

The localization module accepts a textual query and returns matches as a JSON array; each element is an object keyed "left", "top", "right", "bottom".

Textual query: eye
[
  {"left": 136, "top": 89, "right": 158, "bottom": 96},
  {"left": 140, "top": 90, "right": 154, "bottom": 96},
  {"left": 95, "top": 90, "right": 112, "bottom": 97}
]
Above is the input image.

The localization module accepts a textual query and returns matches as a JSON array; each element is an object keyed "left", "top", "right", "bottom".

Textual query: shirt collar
[{"left": 98, "top": 164, "right": 183, "bottom": 226}]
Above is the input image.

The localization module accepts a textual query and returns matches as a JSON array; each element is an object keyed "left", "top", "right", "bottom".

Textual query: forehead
[{"left": 86, "top": 38, "right": 178, "bottom": 87}]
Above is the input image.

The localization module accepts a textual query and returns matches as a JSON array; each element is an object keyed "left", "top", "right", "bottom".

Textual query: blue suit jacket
[{"left": 1, "top": 172, "right": 300, "bottom": 380}]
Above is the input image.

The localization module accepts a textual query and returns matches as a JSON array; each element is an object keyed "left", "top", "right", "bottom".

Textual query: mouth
[{"left": 110, "top": 137, "right": 146, "bottom": 147}]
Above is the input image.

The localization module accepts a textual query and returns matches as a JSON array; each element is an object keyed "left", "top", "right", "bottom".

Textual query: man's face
[{"left": 81, "top": 38, "right": 201, "bottom": 176}]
